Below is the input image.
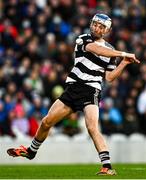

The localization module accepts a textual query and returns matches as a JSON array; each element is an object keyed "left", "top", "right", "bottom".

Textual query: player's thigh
[
  {"left": 84, "top": 104, "right": 99, "bottom": 128},
  {"left": 44, "top": 99, "right": 73, "bottom": 126}
]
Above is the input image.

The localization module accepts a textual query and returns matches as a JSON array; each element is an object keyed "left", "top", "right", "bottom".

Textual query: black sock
[
  {"left": 99, "top": 151, "right": 112, "bottom": 169},
  {"left": 27, "top": 147, "right": 36, "bottom": 154},
  {"left": 29, "top": 138, "right": 43, "bottom": 153}
]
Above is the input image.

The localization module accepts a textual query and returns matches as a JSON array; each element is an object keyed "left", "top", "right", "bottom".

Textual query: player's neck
[{"left": 95, "top": 38, "right": 105, "bottom": 43}]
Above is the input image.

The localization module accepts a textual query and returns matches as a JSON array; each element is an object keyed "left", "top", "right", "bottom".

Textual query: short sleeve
[
  {"left": 76, "top": 35, "right": 93, "bottom": 52},
  {"left": 106, "top": 57, "right": 117, "bottom": 71}
]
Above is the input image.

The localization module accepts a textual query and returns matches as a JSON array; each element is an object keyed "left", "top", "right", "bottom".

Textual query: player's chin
[{"left": 92, "top": 32, "right": 102, "bottom": 39}]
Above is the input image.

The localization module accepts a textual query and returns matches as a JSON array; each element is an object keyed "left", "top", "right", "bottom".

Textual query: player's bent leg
[
  {"left": 35, "top": 99, "right": 73, "bottom": 141},
  {"left": 7, "top": 99, "right": 73, "bottom": 159}
]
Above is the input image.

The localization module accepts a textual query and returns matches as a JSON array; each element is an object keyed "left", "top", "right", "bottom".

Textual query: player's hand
[
  {"left": 121, "top": 52, "right": 140, "bottom": 64},
  {"left": 125, "top": 53, "right": 140, "bottom": 63},
  {"left": 122, "top": 56, "right": 140, "bottom": 65}
]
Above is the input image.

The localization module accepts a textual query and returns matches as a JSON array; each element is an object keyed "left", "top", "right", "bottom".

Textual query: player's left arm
[{"left": 105, "top": 57, "right": 140, "bottom": 82}]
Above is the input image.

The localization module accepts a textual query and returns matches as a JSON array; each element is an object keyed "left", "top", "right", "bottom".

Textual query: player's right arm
[
  {"left": 105, "top": 56, "right": 140, "bottom": 82},
  {"left": 85, "top": 42, "right": 139, "bottom": 63}
]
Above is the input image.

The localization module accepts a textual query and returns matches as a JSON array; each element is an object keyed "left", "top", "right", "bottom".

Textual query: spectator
[
  {"left": 27, "top": 95, "right": 48, "bottom": 121},
  {"left": 100, "top": 98, "right": 123, "bottom": 135},
  {"left": 23, "top": 70, "right": 44, "bottom": 95},
  {"left": 62, "top": 113, "right": 81, "bottom": 137}
]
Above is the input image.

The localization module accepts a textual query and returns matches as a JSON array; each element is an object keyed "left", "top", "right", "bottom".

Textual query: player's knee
[{"left": 41, "top": 115, "right": 53, "bottom": 130}]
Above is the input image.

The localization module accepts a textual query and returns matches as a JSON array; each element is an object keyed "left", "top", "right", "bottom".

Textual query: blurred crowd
[{"left": 0, "top": 0, "right": 146, "bottom": 138}]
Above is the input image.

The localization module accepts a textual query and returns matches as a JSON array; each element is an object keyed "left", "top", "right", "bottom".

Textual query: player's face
[{"left": 90, "top": 21, "right": 109, "bottom": 39}]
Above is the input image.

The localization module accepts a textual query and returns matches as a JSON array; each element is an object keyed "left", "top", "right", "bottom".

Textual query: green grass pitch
[{"left": 0, "top": 164, "right": 146, "bottom": 179}]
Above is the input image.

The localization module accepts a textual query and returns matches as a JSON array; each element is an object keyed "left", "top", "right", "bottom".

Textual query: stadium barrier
[{"left": 0, "top": 133, "right": 146, "bottom": 164}]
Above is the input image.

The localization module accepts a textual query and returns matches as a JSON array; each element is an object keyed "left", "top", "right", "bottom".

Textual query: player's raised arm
[
  {"left": 86, "top": 42, "right": 139, "bottom": 63},
  {"left": 86, "top": 42, "right": 124, "bottom": 57}
]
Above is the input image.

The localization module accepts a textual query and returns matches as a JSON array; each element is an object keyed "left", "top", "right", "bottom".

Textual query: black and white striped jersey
[{"left": 66, "top": 33, "right": 117, "bottom": 90}]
